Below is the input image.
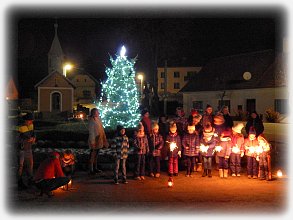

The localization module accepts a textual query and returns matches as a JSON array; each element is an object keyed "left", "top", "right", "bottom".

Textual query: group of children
[{"left": 112, "top": 107, "right": 272, "bottom": 184}]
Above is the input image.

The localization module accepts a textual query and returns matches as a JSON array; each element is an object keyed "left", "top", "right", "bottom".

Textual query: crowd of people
[
  {"left": 123, "top": 105, "right": 270, "bottom": 183},
  {"left": 16, "top": 105, "right": 271, "bottom": 197}
]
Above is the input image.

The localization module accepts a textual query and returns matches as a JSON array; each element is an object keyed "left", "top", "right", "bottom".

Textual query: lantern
[
  {"left": 170, "top": 142, "right": 177, "bottom": 152},
  {"left": 167, "top": 177, "right": 174, "bottom": 187},
  {"left": 277, "top": 170, "right": 283, "bottom": 178},
  {"left": 200, "top": 144, "right": 209, "bottom": 153},
  {"left": 215, "top": 145, "right": 223, "bottom": 152}
]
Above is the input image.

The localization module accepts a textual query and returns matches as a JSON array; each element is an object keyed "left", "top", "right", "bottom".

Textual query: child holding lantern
[
  {"left": 166, "top": 121, "right": 182, "bottom": 177},
  {"left": 257, "top": 135, "right": 272, "bottom": 181},
  {"left": 216, "top": 129, "right": 232, "bottom": 178},
  {"left": 230, "top": 123, "right": 245, "bottom": 177},
  {"left": 200, "top": 123, "right": 216, "bottom": 177},
  {"left": 149, "top": 121, "right": 164, "bottom": 178},
  {"left": 133, "top": 122, "right": 149, "bottom": 180},
  {"left": 244, "top": 127, "right": 259, "bottom": 179},
  {"left": 182, "top": 123, "right": 200, "bottom": 177}
]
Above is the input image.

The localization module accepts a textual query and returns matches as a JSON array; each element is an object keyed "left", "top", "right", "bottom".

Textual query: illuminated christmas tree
[{"left": 97, "top": 46, "right": 141, "bottom": 129}]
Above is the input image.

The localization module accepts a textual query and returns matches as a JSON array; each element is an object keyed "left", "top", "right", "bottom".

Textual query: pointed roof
[
  {"left": 67, "top": 69, "right": 100, "bottom": 84},
  {"left": 180, "top": 50, "right": 285, "bottom": 93},
  {"left": 34, "top": 71, "right": 76, "bottom": 89},
  {"left": 48, "top": 23, "right": 64, "bottom": 56}
]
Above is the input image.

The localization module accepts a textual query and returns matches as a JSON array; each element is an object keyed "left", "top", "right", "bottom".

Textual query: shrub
[{"left": 265, "top": 108, "right": 280, "bottom": 123}]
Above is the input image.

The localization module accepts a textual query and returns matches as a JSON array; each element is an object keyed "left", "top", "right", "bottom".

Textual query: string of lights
[{"left": 97, "top": 46, "right": 140, "bottom": 129}]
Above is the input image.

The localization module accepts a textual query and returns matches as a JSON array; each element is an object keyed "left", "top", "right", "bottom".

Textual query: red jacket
[
  {"left": 141, "top": 116, "right": 152, "bottom": 136},
  {"left": 34, "top": 158, "right": 65, "bottom": 181}
]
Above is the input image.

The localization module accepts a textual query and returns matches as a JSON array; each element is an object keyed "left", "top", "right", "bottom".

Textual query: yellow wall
[
  {"left": 71, "top": 74, "right": 96, "bottom": 101},
  {"left": 39, "top": 88, "right": 73, "bottom": 112},
  {"left": 157, "top": 67, "right": 202, "bottom": 95}
]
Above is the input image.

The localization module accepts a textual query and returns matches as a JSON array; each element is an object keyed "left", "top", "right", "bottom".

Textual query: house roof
[
  {"left": 67, "top": 70, "right": 100, "bottom": 84},
  {"left": 180, "top": 50, "right": 286, "bottom": 93},
  {"left": 34, "top": 71, "right": 76, "bottom": 89}
]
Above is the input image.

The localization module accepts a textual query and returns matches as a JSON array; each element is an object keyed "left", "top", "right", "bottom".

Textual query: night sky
[{"left": 11, "top": 6, "right": 285, "bottom": 98}]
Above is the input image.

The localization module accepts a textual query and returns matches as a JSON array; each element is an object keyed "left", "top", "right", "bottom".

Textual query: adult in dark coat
[
  {"left": 202, "top": 104, "right": 214, "bottom": 127},
  {"left": 245, "top": 111, "right": 264, "bottom": 137},
  {"left": 221, "top": 106, "right": 234, "bottom": 129}
]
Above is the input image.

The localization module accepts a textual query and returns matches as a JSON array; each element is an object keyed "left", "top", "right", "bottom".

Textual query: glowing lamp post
[
  {"left": 63, "top": 63, "right": 72, "bottom": 77},
  {"left": 137, "top": 73, "right": 144, "bottom": 100}
]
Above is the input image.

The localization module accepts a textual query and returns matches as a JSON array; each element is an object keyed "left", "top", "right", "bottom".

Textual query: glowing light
[
  {"left": 120, "top": 45, "right": 126, "bottom": 57},
  {"left": 277, "top": 170, "right": 283, "bottom": 178},
  {"left": 200, "top": 144, "right": 209, "bottom": 153},
  {"left": 63, "top": 63, "right": 73, "bottom": 77},
  {"left": 79, "top": 114, "right": 83, "bottom": 119},
  {"left": 168, "top": 177, "right": 174, "bottom": 187},
  {"left": 170, "top": 142, "right": 177, "bottom": 152},
  {"left": 215, "top": 146, "right": 223, "bottom": 152},
  {"left": 248, "top": 146, "right": 255, "bottom": 154},
  {"left": 137, "top": 74, "right": 143, "bottom": 80},
  {"left": 255, "top": 146, "right": 263, "bottom": 154}
]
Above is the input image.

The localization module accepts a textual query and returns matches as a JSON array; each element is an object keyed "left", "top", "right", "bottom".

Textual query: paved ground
[{"left": 6, "top": 169, "right": 289, "bottom": 217}]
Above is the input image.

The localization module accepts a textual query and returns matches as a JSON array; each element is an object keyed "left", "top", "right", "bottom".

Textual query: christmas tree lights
[{"left": 97, "top": 46, "right": 141, "bottom": 129}]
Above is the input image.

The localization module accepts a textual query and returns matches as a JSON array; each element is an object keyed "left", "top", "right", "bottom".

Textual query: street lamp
[
  {"left": 63, "top": 63, "right": 72, "bottom": 77},
  {"left": 137, "top": 73, "right": 144, "bottom": 98}
]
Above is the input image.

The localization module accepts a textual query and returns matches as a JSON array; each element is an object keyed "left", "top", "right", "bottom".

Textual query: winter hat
[
  {"left": 232, "top": 123, "right": 244, "bottom": 134},
  {"left": 221, "top": 129, "right": 232, "bottom": 138},
  {"left": 23, "top": 112, "right": 34, "bottom": 121},
  {"left": 152, "top": 121, "right": 159, "bottom": 129},
  {"left": 116, "top": 124, "right": 125, "bottom": 131},
  {"left": 249, "top": 126, "right": 256, "bottom": 135},
  {"left": 203, "top": 123, "right": 215, "bottom": 137},
  {"left": 214, "top": 114, "right": 225, "bottom": 125}
]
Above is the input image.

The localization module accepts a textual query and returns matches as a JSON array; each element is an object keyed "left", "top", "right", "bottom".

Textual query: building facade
[
  {"left": 157, "top": 66, "right": 202, "bottom": 103},
  {"left": 35, "top": 22, "right": 99, "bottom": 118},
  {"left": 180, "top": 50, "right": 288, "bottom": 121},
  {"left": 35, "top": 71, "right": 75, "bottom": 117},
  {"left": 69, "top": 72, "right": 98, "bottom": 105}
]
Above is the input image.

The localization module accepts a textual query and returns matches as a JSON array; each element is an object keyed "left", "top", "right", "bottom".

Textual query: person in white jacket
[{"left": 88, "top": 108, "right": 109, "bottom": 175}]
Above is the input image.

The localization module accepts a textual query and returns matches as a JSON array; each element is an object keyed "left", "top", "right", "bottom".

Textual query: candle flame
[
  {"left": 200, "top": 144, "right": 209, "bottom": 153},
  {"left": 170, "top": 142, "right": 177, "bottom": 152}
]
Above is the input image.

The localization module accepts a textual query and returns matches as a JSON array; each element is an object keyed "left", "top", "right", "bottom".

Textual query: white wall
[{"left": 183, "top": 87, "right": 288, "bottom": 117}]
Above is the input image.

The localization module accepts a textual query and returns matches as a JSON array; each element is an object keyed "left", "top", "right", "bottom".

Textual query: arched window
[{"left": 51, "top": 92, "right": 61, "bottom": 112}]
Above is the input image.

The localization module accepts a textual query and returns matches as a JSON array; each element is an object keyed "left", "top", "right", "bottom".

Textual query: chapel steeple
[{"left": 48, "top": 21, "right": 65, "bottom": 74}]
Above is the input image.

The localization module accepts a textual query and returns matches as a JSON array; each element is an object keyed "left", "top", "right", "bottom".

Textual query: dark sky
[{"left": 11, "top": 6, "right": 285, "bottom": 98}]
